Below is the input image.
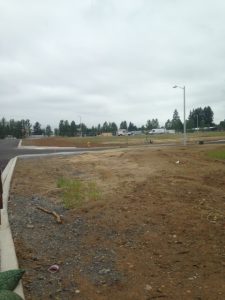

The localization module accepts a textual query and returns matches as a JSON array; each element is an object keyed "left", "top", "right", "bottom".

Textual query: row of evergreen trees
[
  {"left": 0, "top": 106, "right": 224, "bottom": 138},
  {"left": 165, "top": 106, "right": 215, "bottom": 131},
  {"left": 55, "top": 120, "right": 138, "bottom": 136},
  {"left": 0, "top": 118, "right": 31, "bottom": 139}
]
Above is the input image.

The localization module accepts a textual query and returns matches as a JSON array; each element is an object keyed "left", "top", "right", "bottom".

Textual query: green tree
[
  {"left": 14, "top": 120, "right": 23, "bottom": 138},
  {"left": 59, "top": 120, "right": 65, "bottom": 136},
  {"left": 0, "top": 118, "right": 30, "bottom": 138},
  {"left": 21, "top": 119, "right": 31, "bottom": 137},
  {"left": 81, "top": 123, "right": 87, "bottom": 136},
  {"left": 111, "top": 122, "right": 118, "bottom": 135},
  {"left": 203, "top": 106, "right": 214, "bottom": 126},
  {"left": 171, "top": 109, "right": 183, "bottom": 131},
  {"left": 8, "top": 119, "right": 16, "bottom": 137},
  {"left": 152, "top": 118, "right": 159, "bottom": 129},
  {"left": 33, "top": 122, "right": 42, "bottom": 135},
  {"left": 165, "top": 119, "right": 172, "bottom": 129},
  {"left": 219, "top": 119, "right": 225, "bottom": 129},
  {"left": 64, "top": 120, "right": 71, "bottom": 136},
  {"left": 186, "top": 118, "right": 195, "bottom": 130},
  {"left": 102, "top": 121, "right": 109, "bottom": 132},
  {"left": 45, "top": 125, "right": 52, "bottom": 137},
  {"left": 70, "top": 121, "right": 77, "bottom": 136},
  {"left": 54, "top": 128, "right": 59, "bottom": 136},
  {"left": 97, "top": 124, "right": 101, "bottom": 135},
  {"left": 0, "top": 118, "right": 6, "bottom": 138},
  {"left": 146, "top": 120, "right": 153, "bottom": 130},
  {"left": 146, "top": 119, "right": 159, "bottom": 130},
  {"left": 128, "top": 122, "right": 137, "bottom": 131},
  {"left": 89, "top": 126, "right": 97, "bottom": 136},
  {"left": 188, "top": 106, "right": 214, "bottom": 128},
  {"left": 120, "top": 121, "right": 127, "bottom": 129}
]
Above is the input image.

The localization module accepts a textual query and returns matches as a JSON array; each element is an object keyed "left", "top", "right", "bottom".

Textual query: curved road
[{"left": 0, "top": 139, "right": 100, "bottom": 171}]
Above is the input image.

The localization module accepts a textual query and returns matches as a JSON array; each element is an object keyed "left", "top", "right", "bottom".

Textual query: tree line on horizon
[{"left": 0, "top": 106, "right": 224, "bottom": 139}]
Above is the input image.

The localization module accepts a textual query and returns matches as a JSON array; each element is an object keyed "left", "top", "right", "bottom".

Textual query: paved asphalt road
[{"left": 0, "top": 139, "right": 89, "bottom": 171}]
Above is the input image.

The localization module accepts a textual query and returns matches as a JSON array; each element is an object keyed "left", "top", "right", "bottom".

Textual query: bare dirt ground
[
  {"left": 9, "top": 144, "right": 225, "bottom": 300},
  {"left": 21, "top": 132, "right": 225, "bottom": 149}
]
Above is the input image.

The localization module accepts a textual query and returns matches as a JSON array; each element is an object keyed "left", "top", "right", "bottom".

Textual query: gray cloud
[{"left": 0, "top": 0, "right": 225, "bottom": 127}]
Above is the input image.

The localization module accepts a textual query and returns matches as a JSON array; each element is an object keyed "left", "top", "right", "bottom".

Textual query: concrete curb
[
  {"left": 18, "top": 139, "right": 22, "bottom": 148},
  {"left": 19, "top": 146, "right": 78, "bottom": 150},
  {"left": 0, "top": 157, "right": 25, "bottom": 299},
  {"left": 18, "top": 139, "right": 77, "bottom": 150}
]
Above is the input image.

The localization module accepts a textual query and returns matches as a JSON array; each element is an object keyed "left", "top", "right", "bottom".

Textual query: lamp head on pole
[{"left": 173, "top": 85, "right": 185, "bottom": 90}]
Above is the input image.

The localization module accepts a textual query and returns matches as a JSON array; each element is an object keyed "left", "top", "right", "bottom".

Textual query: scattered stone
[
  {"left": 188, "top": 275, "right": 197, "bottom": 280},
  {"left": 128, "top": 264, "right": 134, "bottom": 269},
  {"left": 26, "top": 224, "right": 34, "bottom": 229},
  {"left": 31, "top": 256, "right": 38, "bottom": 261},
  {"left": 99, "top": 268, "right": 111, "bottom": 275},
  {"left": 145, "top": 284, "right": 152, "bottom": 291}
]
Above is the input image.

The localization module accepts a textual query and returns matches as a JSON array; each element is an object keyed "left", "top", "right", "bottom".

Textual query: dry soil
[{"left": 9, "top": 144, "right": 225, "bottom": 300}]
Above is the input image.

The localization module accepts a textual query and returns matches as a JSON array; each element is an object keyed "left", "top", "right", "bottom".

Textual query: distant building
[{"left": 101, "top": 132, "right": 113, "bottom": 137}]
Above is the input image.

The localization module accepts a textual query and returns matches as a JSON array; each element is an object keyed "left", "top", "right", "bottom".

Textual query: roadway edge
[{"left": 0, "top": 156, "right": 25, "bottom": 299}]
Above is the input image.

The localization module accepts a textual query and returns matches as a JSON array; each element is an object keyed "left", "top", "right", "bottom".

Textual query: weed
[
  {"left": 207, "top": 150, "right": 225, "bottom": 160},
  {"left": 57, "top": 177, "right": 101, "bottom": 209},
  {"left": 57, "top": 177, "right": 69, "bottom": 188},
  {"left": 87, "top": 181, "right": 101, "bottom": 201}
]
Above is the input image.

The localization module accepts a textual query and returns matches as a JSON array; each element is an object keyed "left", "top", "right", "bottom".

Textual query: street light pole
[
  {"left": 183, "top": 86, "right": 186, "bottom": 145},
  {"left": 173, "top": 85, "right": 187, "bottom": 146}
]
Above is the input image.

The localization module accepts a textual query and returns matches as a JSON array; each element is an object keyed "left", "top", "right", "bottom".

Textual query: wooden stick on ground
[{"left": 36, "top": 206, "right": 63, "bottom": 224}]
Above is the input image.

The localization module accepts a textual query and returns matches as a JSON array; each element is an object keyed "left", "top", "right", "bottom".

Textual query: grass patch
[
  {"left": 208, "top": 150, "right": 225, "bottom": 160},
  {"left": 57, "top": 177, "right": 101, "bottom": 209}
]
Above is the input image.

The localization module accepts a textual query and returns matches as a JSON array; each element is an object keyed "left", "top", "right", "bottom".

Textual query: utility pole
[{"left": 173, "top": 85, "right": 187, "bottom": 146}]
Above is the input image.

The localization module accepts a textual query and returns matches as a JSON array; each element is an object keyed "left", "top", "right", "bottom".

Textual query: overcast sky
[{"left": 0, "top": 0, "right": 225, "bottom": 128}]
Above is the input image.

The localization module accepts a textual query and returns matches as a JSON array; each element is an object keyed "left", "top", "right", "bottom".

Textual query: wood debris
[{"left": 36, "top": 206, "right": 63, "bottom": 224}]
